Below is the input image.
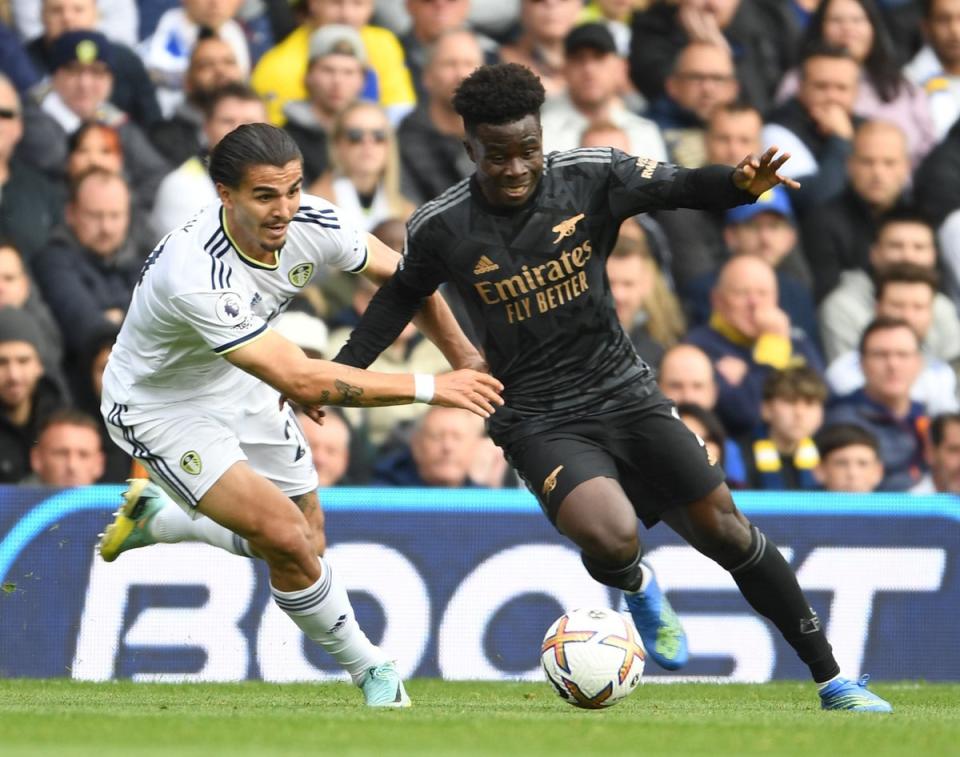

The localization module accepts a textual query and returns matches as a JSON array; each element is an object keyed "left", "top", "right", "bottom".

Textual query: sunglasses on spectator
[
  {"left": 0, "top": 108, "right": 19, "bottom": 119},
  {"left": 343, "top": 127, "right": 387, "bottom": 144}
]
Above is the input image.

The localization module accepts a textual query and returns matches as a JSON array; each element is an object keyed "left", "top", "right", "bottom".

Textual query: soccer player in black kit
[{"left": 335, "top": 64, "right": 891, "bottom": 712}]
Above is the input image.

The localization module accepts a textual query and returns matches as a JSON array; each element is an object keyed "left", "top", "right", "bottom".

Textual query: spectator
[
  {"left": 296, "top": 407, "right": 352, "bottom": 487},
  {"left": 579, "top": 0, "right": 637, "bottom": 56},
  {"left": 26, "top": 409, "right": 105, "bottom": 486},
  {"left": 12, "top": 0, "right": 139, "bottom": 48},
  {"left": 904, "top": 0, "right": 960, "bottom": 140},
  {"left": 60, "top": 121, "right": 155, "bottom": 254},
  {"left": 825, "top": 316, "right": 928, "bottom": 491},
  {"left": 606, "top": 227, "right": 685, "bottom": 367},
  {"left": 685, "top": 255, "right": 824, "bottom": 437},
  {"left": 148, "top": 29, "right": 244, "bottom": 169},
  {"left": 0, "top": 241, "right": 64, "bottom": 390},
  {"left": 31, "top": 168, "right": 142, "bottom": 378},
  {"left": 826, "top": 263, "right": 959, "bottom": 415},
  {"left": 629, "top": 0, "right": 788, "bottom": 113},
  {"left": 657, "top": 343, "right": 747, "bottom": 484},
  {"left": 801, "top": 120, "right": 913, "bottom": 301},
  {"left": 763, "top": 43, "right": 861, "bottom": 212},
  {"left": 72, "top": 321, "right": 129, "bottom": 482},
  {"left": 912, "top": 412, "right": 960, "bottom": 493},
  {"left": 818, "top": 208, "right": 960, "bottom": 363},
  {"left": 372, "top": 406, "right": 485, "bottom": 487},
  {"left": 936, "top": 206, "right": 960, "bottom": 308},
  {"left": 0, "top": 21, "right": 41, "bottom": 94},
  {"left": 151, "top": 83, "right": 267, "bottom": 234},
  {"left": 0, "top": 74, "right": 61, "bottom": 262},
  {"left": 252, "top": 0, "right": 415, "bottom": 126},
  {"left": 399, "top": 0, "right": 499, "bottom": 100},
  {"left": 325, "top": 274, "right": 449, "bottom": 451},
  {"left": 501, "top": 0, "right": 583, "bottom": 97},
  {"left": 310, "top": 101, "right": 414, "bottom": 232},
  {"left": 32, "top": 30, "right": 171, "bottom": 209},
  {"left": 540, "top": 23, "right": 666, "bottom": 159},
  {"left": 776, "top": 0, "right": 935, "bottom": 166},
  {"left": 681, "top": 186, "right": 818, "bottom": 344},
  {"left": 398, "top": 28, "right": 484, "bottom": 205},
  {"left": 654, "top": 102, "right": 761, "bottom": 291},
  {"left": 0, "top": 308, "right": 66, "bottom": 483},
  {"left": 650, "top": 41, "right": 739, "bottom": 167},
  {"left": 813, "top": 422, "right": 884, "bottom": 492},
  {"left": 284, "top": 25, "right": 367, "bottom": 185},
  {"left": 140, "top": 0, "right": 250, "bottom": 117},
  {"left": 746, "top": 366, "right": 828, "bottom": 490},
  {"left": 676, "top": 402, "right": 729, "bottom": 476},
  {"left": 25, "top": 0, "right": 161, "bottom": 127}
]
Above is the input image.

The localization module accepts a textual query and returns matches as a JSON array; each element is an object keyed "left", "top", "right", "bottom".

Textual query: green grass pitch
[{"left": 1, "top": 680, "right": 957, "bottom": 756}]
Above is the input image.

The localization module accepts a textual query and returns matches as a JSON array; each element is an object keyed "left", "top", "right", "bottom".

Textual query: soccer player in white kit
[{"left": 97, "top": 123, "right": 502, "bottom": 706}]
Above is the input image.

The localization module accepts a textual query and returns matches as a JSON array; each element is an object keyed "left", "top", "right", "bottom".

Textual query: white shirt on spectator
[
  {"left": 150, "top": 156, "right": 218, "bottom": 241},
  {"left": 826, "top": 348, "right": 959, "bottom": 415},
  {"left": 540, "top": 93, "right": 667, "bottom": 161},
  {"left": 12, "top": 0, "right": 140, "bottom": 47},
  {"left": 139, "top": 8, "right": 251, "bottom": 117},
  {"left": 903, "top": 45, "right": 960, "bottom": 141}
]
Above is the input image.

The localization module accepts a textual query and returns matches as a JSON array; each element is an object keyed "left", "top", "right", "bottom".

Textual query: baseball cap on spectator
[
  {"left": 273, "top": 310, "right": 329, "bottom": 358},
  {"left": 564, "top": 23, "right": 617, "bottom": 57},
  {"left": 308, "top": 24, "right": 367, "bottom": 65},
  {"left": 725, "top": 186, "right": 795, "bottom": 226},
  {"left": 0, "top": 307, "right": 45, "bottom": 354},
  {"left": 51, "top": 30, "right": 114, "bottom": 72}
]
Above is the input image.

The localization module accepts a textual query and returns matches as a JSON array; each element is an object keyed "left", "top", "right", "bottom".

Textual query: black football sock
[
  {"left": 581, "top": 548, "right": 645, "bottom": 592},
  {"left": 729, "top": 526, "right": 840, "bottom": 683}
]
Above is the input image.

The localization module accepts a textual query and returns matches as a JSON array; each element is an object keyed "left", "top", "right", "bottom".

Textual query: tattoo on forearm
[
  {"left": 318, "top": 390, "right": 330, "bottom": 404},
  {"left": 331, "top": 379, "right": 414, "bottom": 407},
  {"left": 334, "top": 379, "right": 364, "bottom": 406}
]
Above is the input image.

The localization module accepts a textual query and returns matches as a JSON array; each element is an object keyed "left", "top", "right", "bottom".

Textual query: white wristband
[{"left": 414, "top": 373, "right": 435, "bottom": 403}]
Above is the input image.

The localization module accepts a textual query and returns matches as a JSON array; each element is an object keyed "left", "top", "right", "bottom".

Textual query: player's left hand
[{"left": 733, "top": 146, "right": 801, "bottom": 195}]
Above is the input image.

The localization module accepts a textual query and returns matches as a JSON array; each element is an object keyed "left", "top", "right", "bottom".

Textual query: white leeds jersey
[{"left": 103, "top": 194, "right": 367, "bottom": 406}]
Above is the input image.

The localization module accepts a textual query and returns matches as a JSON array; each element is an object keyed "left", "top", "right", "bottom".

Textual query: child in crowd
[
  {"left": 814, "top": 424, "right": 885, "bottom": 493},
  {"left": 747, "top": 367, "right": 829, "bottom": 490}
]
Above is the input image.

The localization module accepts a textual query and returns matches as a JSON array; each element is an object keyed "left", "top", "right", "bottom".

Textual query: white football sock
[
  {"left": 148, "top": 498, "right": 254, "bottom": 557},
  {"left": 271, "top": 557, "right": 387, "bottom": 684}
]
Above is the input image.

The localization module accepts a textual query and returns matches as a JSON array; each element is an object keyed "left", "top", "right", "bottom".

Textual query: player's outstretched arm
[
  {"left": 226, "top": 329, "right": 504, "bottom": 417},
  {"left": 362, "top": 234, "right": 487, "bottom": 371}
]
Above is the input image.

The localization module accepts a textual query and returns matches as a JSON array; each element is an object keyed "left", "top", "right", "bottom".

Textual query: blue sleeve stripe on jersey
[
  {"left": 291, "top": 217, "right": 341, "bottom": 230},
  {"left": 213, "top": 322, "right": 268, "bottom": 355},
  {"left": 106, "top": 403, "right": 199, "bottom": 507},
  {"left": 298, "top": 205, "right": 337, "bottom": 215}
]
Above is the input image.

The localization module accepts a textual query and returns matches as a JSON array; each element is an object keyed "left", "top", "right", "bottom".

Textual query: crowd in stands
[{"left": 3, "top": 0, "right": 960, "bottom": 497}]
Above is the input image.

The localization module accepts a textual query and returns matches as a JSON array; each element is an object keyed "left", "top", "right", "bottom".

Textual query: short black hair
[
  {"left": 202, "top": 82, "right": 263, "bottom": 120},
  {"left": 453, "top": 63, "right": 545, "bottom": 134},
  {"left": 815, "top": 423, "right": 881, "bottom": 459},
  {"left": 858, "top": 315, "right": 920, "bottom": 355},
  {"left": 874, "top": 205, "right": 934, "bottom": 239},
  {"left": 930, "top": 413, "right": 960, "bottom": 446},
  {"left": 209, "top": 123, "right": 302, "bottom": 188},
  {"left": 800, "top": 40, "right": 857, "bottom": 76},
  {"left": 874, "top": 262, "right": 940, "bottom": 300}
]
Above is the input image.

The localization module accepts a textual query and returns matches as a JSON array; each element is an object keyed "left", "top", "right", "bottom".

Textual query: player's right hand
[{"left": 432, "top": 370, "right": 505, "bottom": 418}]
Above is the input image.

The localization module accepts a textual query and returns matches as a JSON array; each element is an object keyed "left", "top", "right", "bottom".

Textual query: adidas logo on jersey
[{"left": 473, "top": 255, "right": 500, "bottom": 275}]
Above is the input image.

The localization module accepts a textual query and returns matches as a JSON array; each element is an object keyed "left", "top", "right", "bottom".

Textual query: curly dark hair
[{"left": 452, "top": 63, "right": 545, "bottom": 134}]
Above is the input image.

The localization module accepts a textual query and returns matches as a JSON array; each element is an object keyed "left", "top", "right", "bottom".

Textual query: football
[{"left": 540, "top": 608, "right": 646, "bottom": 709}]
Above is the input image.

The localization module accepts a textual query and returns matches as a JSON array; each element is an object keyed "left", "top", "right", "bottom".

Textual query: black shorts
[{"left": 501, "top": 385, "right": 725, "bottom": 528}]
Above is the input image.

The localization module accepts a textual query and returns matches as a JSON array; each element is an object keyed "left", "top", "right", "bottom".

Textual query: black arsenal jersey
[{"left": 337, "top": 147, "right": 755, "bottom": 444}]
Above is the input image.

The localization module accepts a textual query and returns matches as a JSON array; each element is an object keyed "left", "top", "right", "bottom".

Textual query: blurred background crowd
[{"left": 2, "top": 0, "right": 960, "bottom": 498}]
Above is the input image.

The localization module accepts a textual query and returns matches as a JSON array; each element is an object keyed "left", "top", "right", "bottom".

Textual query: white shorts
[{"left": 102, "top": 382, "right": 318, "bottom": 510}]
